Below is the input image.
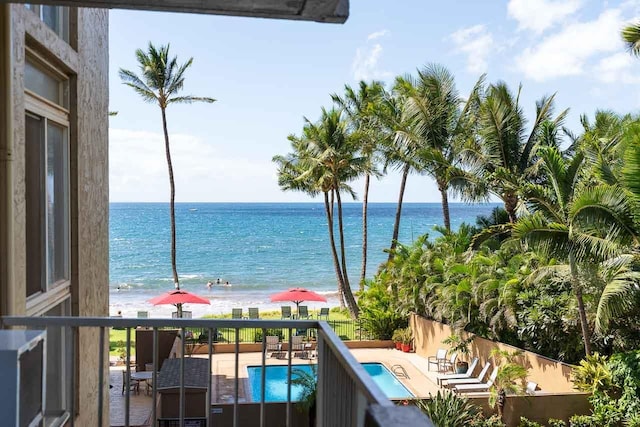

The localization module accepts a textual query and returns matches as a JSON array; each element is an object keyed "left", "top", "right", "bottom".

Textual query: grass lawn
[{"left": 109, "top": 307, "right": 359, "bottom": 358}]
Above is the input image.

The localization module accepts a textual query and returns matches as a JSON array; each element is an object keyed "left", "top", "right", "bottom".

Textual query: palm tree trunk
[
  {"left": 570, "top": 252, "right": 592, "bottom": 356},
  {"left": 161, "top": 107, "right": 181, "bottom": 317},
  {"left": 336, "top": 188, "right": 359, "bottom": 319},
  {"left": 324, "top": 192, "right": 346, "bottom": 309},
  {"left": 438, "top": 181, "right": 451, "bottom": 232},
  {"left": 504, "top": 192, "right": 518, "bottom": 223},
  {"left": 329, "top": 191, "right": 345, "bottom": 307},
  {"left": 388, "top": 163, "right": 410, "bottom": 262},
  {"left": 359, "top": 174, "right": 370, "bottom": 290}
]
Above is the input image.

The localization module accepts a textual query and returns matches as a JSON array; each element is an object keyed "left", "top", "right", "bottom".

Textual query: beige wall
[
  {"left": 410, "top": 314, "right": 576, "bottom": 393},
  {"left": 3, "top": 5, "right": 109, "bottom": 425}
]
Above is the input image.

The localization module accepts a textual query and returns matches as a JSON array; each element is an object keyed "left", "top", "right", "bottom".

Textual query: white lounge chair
[
  {"left": 453, "top": 367, "right": 499, "bottom": 393},
  {"left": 526, "top": 381, "right": 537, "bottom": 395},
  {"left": 436, "top": 357, "right": 479, "bottom": 386},
  {"left": 442, "top": 362, "right": 491, "bottom": 387},
  {"left": 265, "top": 336, "right": 281, "bottom": 357},
  {"left": 440, "top": 353, "right": 458, "bottom": 372}
]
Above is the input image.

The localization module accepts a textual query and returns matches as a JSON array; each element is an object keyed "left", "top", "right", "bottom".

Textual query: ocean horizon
[{"left": 109, "top": 202, "right": 499, "bottom": 317}]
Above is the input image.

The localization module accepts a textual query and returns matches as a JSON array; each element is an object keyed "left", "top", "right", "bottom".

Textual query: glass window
[
  {"left": 25, "top": 59, "right": 69, "bottom": 109},
  {"left": 24, "top": 4, "right": 69, "bottom": 43},
  {"left": 25, "top": 113, "right": 70, "bottom": 296}
]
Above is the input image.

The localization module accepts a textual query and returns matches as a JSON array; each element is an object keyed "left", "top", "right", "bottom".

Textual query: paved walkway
[{"left": 109, "top": 367, "right": 153, "bottom": 427}]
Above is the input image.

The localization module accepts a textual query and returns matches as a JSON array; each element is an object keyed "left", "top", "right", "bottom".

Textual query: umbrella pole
[{"left": 177, "top": 302, "right": 183, "bottom": 318}]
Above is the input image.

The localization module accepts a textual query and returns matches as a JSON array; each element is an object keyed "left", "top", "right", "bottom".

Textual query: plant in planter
[
  {"left": 442, "top": 333, "right": 474, "bottom": 373},
  {"left": 401, "top": 327, "right": 413, "bottom": 352},
  {"left": 290, "top": 364, "right": 318, "bottom": 426},
  {"left": 488, "top": 348, "right": 528, "bottom": 422},
  {"left": 392, "top": 329, "right": 404, "bottom": 350}
]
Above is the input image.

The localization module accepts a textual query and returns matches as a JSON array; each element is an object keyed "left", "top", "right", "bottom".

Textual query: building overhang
[{"left": 1, "top": 0, "right": 349, "bottom": 23}]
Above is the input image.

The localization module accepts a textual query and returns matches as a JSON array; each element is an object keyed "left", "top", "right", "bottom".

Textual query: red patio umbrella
[
  {"left": 270, "top": 287, "right": 327, "bottom": 316},
  {"left": 149, "top": 289, "right": 210, "bottom": 318}
]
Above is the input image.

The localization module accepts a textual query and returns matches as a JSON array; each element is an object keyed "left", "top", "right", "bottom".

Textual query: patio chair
[
  {"left": 443, "top": 362, "right": 492, "bottom": 387},
  {"left": 526, "top": 381, "right": 538, "bottom": 395},
  {"left": 231, "top": 308, "right": 243, "bottom": 319},
  {"left": 281, "top": 306, "right": 292, "bottom": 320},
  {"left": 440, "top": 352, "right": 458, "bottom": 373},
  {"left": 436, "top": 357, "right": 479, "bottom": 386},
  {"left": 453, "top": 367, "right": 498, "bottom": 393},
  {"left": 291, "top": 335, "right": 305, "bottom": 356},
  {"left": 318, "top": 307, "right": 330, "bottom": 320},
  {"left": 137, "top": 311, "right": 148, "bottom": 318},
  {"left": 428, "top": 348, "right": 448, "bottom": 371},
  {"left": 265, "top": 336, "right": 281, "bottom": 357},
  {"left": 171, "top": 311, "right": 192, "bottom": 318},
  {"left": 122, "top": 370, "right": 140, "bottom": 395},
  {"left": 248, "top": 307, "right": 260, "bottom": 319},
  {"left": 298, "top": 305, "right": 309, "bottom": 319},
  {"left": 295, "top": 328, "right": 308, "bottom": 338}
]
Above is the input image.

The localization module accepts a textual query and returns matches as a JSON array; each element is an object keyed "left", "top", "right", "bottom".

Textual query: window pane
[
  {"left": 25, "top": 60, "right": 67, "bottom": 108},
  {"left": 47, "top": 121, "right": 69, "bottom": 286},
  {"left": 25, "top": 113, "right": 46, "bottom": 297}
]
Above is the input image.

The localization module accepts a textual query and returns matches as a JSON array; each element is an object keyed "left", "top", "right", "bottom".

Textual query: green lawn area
[{"left": 109, "top": 307, "right": 361, "bottom": 358}]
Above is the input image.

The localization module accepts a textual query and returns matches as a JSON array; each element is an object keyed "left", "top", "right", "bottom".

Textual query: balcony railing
[{"left": 1, "top": 316, "right": 433, "bottom": 427}]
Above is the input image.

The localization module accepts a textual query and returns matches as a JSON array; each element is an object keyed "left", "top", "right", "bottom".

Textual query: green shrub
[
  {"left": 253, "top": 328, "right": 284, "bottom": 343},
  {"left": 468, "top": 415, "right": 505, "bottom": 427},
  {"left": 414, "top": 391, "right": 481, "bottom": 427},
  {"left": 547, "top": 419, "right": 567, "bottom": 427},
  {"left": 518, "top": 418, "right": 542, "bottom": 427},
  {"left": 569, "top": 415, "right": 596, "bottom": 427}
]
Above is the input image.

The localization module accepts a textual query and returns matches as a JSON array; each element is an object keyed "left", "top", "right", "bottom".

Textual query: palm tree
[
  {"left": 119, "top": 43, "right": 215, "bottom": 317},
  {"left": 273, "top": 108, "right": 363, "bottom": 318},
  {"left": 403, "top": 64, "right": 486, "bottom": 231},
  {"left": 331, "top": 81, "right": 385, "bottom": 289},
  {"left": 488, "top": 349, "right": 528, "bottom": 421},
  {"left": 514, "top": 146, "right": 636, "bottom": 355},
  {"left": 622, "top": 23, "right": 640, "bottom": 56},
  {"left": 477, "top": 82, "right": 567, "bottom": 222}
]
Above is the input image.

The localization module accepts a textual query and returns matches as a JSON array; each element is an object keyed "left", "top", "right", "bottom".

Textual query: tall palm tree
[
  {"left": 380, "top": 82, "right": 423, "bottom": 261},
  {"left": 622, "top": 23, "right": 640, "bottom": 56},
  {"left": 514, "top": 146, "right": 635, "bottom": 355},
  {"left": 273, "top": 108, "right": 363, "bottom": 318},
  {"left": 477, "top": 82, "right": 567, "bottom": 222},
  {"left": 331, "top": 81, "right": 385, "bottom": 289},
  {"left": 119, "top": 43, "right": 215, "bottom": 317},
  {"left": 403, "top": 64, "right": 486, "bottom": 231}
]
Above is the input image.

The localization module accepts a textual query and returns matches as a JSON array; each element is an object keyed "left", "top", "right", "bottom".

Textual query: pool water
[{"left": 246, "top": 362, "right": 413, "bottom": 402}]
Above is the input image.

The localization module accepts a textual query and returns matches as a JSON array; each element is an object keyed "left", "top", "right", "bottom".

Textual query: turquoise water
[
  {"left": 246, "top": 363, "right": 413, "bottom": 402},
  {"left": 109, "top": 202, "right": 498, "bottom": 316}
]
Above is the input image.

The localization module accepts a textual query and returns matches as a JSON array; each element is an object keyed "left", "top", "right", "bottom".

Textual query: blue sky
[{"left": 108, "top": 0, "right": 640, "bottom": 202}]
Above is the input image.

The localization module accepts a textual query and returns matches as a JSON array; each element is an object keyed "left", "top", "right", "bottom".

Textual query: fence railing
[{"left": 1, "top": 317, "right": 432, "bottom": 427}]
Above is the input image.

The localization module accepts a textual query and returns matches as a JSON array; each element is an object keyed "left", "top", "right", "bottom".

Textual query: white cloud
[
  {"left": 367, "top": 29, "right": 389, "bottom": 41},
  {"left": 507, "top": 0, "right": 582, "bottom": 34},
  {"left": 595, "top": 52, "right": 640, "bottom": 83},
  {"left": 450, "top": 25, "right": 494, "bottom": 73},
  {"left": 515, "top": 9, "right": 626, "bottom": 81},
  {"left": 109, "top": 128, "right": 277, "bottom": 202},
  {"left": 351, "top": 36, "right": 393, "bottom": 81}
]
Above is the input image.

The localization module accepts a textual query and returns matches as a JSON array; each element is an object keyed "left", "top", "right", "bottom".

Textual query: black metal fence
[{"left": 182, "top": 319, "right": 374, "bottom": 344}]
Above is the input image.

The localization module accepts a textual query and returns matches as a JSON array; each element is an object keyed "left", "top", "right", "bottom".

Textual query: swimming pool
[{"left": 246, "top": 362, "right": 413, "bottom": 402}]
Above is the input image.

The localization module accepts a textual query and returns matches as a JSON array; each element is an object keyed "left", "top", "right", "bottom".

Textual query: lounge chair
[
  {"left": 443, "top": 362, "right": 492, "bottom": 387},
  {"left": 231, "top": 308, "right": 243, "bottom": 319},
  {"left": 436, "top": 357, "right": 479, "bottom": 386},
  {"left": 171, "top": 311, "right": 192, "bottom": 318},
  {"left": 248, "top": 307, "right": 260, "bottom": 319},
  {"left": 318, "top": 307, "right": 330, "bottom": 320},
  {"left": 453, "top": 367, "right": 499, "bottom": 393},
  {"left": 265, "top": 336, "right": 281, "bottom": 357},
  {"left": 298, "top": 305, "right": 310, "bottom": 319},
  {"left": 440, "top": 353, "right": 458, "bottom": 373},
  {"left": 428, "top": 348, "right": 448, "bottom": 371},
  {"left": 281, "top": 306, "right": 292, "bottom": 320},
  {"left": 137, "top": 311, "right": 148, "bottom": 318}
]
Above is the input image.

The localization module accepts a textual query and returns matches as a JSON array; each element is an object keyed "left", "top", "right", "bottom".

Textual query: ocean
[{"left": 109, "top": 202, "right": 499, "bottom": 317}]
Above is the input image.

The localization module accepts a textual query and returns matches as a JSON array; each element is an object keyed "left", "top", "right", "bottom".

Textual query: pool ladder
[{"left": 391, "top": 364, "right": 410, "bottom": 379}]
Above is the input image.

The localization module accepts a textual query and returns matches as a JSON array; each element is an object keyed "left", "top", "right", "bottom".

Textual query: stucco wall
[
  {"left": 6, "top": 5, "right": 109, "bottom": 425},
  {"left": 409, "top": 314, "right": 576, "bottom": 393}
]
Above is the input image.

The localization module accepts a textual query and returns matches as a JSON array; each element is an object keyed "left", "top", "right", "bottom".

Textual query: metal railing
[{"left": 1, "top": 316, "right": 433, "bottom": 427}]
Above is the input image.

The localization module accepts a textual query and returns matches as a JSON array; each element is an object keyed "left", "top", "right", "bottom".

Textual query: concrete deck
[{"left": 108, "top": 347, "right": 444, "bottom": 426}]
